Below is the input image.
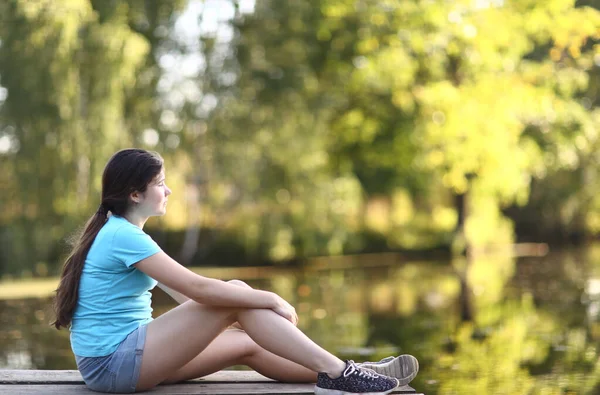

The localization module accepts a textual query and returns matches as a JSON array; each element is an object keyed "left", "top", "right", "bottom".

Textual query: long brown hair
[{"left": 52, "top": 149, "right": 163, "bottom": 329}]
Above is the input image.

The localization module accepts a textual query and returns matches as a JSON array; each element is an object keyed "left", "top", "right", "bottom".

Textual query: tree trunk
[{"left": 453, "top": 190, "right": 475, "bottom": 322}]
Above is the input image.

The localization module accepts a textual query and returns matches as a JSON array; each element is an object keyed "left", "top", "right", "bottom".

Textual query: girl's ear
[{"left": 130, "top": 191, "right": 141, "bottom": 204}]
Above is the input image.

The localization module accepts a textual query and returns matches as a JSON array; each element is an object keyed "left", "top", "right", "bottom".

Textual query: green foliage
[
  {"left": 0, "top": 0, "right": 185, "bottom": 274},
  {"left": 2, "top": 0, "right": 600, "bottom": 270},
  {"left": 194, "top": 0, "right": 600, "bottom": 254}
]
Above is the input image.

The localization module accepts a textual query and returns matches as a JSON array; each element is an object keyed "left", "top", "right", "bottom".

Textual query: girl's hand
[{"left": 271, "top": 294, "right": 298, "bottom": 326}]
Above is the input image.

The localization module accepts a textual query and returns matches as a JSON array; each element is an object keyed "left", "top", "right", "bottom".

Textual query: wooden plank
[
  {"left": 0, "top": 383, "right": 313, "bottom": 394},
  {"left": 0, "top": 371, "right": 423, "bottom": 394},
  {"left": 0, "top": 370, "right": 275, "bottom": 384},
  {"left": 0, "top": 383, "right": 421, "bottom": 394}
]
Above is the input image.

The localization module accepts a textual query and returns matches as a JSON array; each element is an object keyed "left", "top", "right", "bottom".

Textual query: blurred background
[{"left": 2, "top": 0, "right": 600, "bottom": 394}]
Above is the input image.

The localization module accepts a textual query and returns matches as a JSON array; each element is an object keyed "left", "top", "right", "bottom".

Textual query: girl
[{"left": 52, "top": 148, "right": 418, "bottom": 394}]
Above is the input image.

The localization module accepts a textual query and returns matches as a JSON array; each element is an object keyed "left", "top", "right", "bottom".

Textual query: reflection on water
[{"left": 2, "top": 247, "right": 600, "bottom": 394}]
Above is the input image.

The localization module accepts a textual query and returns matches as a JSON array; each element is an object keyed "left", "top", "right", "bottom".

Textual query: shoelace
[{"left": 343, "top": 361, "right": 380, "bottom": 380}]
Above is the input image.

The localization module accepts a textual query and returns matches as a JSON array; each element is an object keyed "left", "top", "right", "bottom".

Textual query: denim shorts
[{"left": 75, "top": 324, "right": 147, "bottom": 393}]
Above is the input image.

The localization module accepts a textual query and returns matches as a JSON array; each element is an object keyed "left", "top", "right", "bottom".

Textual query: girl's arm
[{"left": 135, "top": 251, "right": 292, "bottom": 320}]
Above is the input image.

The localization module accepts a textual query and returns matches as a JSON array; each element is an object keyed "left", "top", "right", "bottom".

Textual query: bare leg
[
  {"left": 161, "top": 279, "right": 315, "bottom": 384},
  {"left": 163, "top": 328, "right": 316, "bottom": 384},
  {"left": 243, "top": 343, "right": 318, "bottom": 382},
  {"left": 136, "top": 300, "right": 344, "bottom": 391},
  {"left": 223, "top": 279, "right": 325, "bottom": 372}
]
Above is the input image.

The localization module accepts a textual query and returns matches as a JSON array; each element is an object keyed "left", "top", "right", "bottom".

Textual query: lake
[{"left": 1, "top": 247, "right": 599, "bottom": 395}]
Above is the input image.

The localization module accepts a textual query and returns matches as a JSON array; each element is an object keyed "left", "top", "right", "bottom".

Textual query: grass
[
  {"left": 0, "top": 277, "right": 59, "bottom": 300},
  {"left": 0, "top": 267, "right": 287, "bottom": 300},
  {"left": 0, "top": 253, "right": 400, "bottom": 300}
]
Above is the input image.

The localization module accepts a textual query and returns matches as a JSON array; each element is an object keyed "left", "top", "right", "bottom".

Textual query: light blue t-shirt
[{"left": 70, "top": 215, "right": 161, "bottom": 357}]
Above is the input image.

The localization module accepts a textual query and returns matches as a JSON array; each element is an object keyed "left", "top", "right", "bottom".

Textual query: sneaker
[
  {"left": 358, "top": 354, "right": 419, "bottom": 386},
  {"left": 315, "top": 360, "right": 399, "bottom": 395}
]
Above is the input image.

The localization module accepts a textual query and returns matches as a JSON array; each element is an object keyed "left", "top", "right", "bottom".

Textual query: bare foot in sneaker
[
  {"left": 315, "top": 360, "right": 399, "bottom": 394},
  {"left": 358, "top": 354, "right": 419, "bottom": 386}
]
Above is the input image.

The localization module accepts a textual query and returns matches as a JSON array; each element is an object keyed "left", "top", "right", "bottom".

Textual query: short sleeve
[{"left": 111, "top": 225, "right": 162, "bottom": 267}]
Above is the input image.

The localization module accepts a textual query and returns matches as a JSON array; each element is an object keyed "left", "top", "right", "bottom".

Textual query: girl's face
[{"left": 138, "top": 169, "right": 172, "bottom": 217}]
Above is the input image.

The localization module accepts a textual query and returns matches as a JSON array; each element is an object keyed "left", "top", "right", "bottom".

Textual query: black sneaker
[
  {"left": 315, "top": 360, "right": 399, "bottom": 395},
  {"left": 358, "top": 354, "right": 419, "bottom": 386}
]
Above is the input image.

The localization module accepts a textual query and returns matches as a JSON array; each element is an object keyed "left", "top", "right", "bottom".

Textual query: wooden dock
[{"left": 0, "top": 370, "right": 423, "bottom": 394}]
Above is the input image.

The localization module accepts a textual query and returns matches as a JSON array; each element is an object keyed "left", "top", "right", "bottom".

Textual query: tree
[
  {"left": 198, "top": 0, "right": 600, "bottom": 260},
  {"left": 0, "top": 0, "right": 185, "bottom": 275}
]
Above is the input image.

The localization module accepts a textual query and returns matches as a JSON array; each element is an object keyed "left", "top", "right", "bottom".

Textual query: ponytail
[{"left": 52, "top": 206, "right": 108, "bottom": 329}]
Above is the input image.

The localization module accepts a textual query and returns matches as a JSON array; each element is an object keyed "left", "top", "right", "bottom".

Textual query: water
[{"left": 1, "top": 247, "right": 600, "bottom": 395}]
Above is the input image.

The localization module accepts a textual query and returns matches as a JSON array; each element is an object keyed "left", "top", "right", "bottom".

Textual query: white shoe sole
[
  {"left": 360, "top": 354, "right": 419, "bottom": 386},
  {"left": 314, "top": 386, "right": 397, "bottom": 395}
]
